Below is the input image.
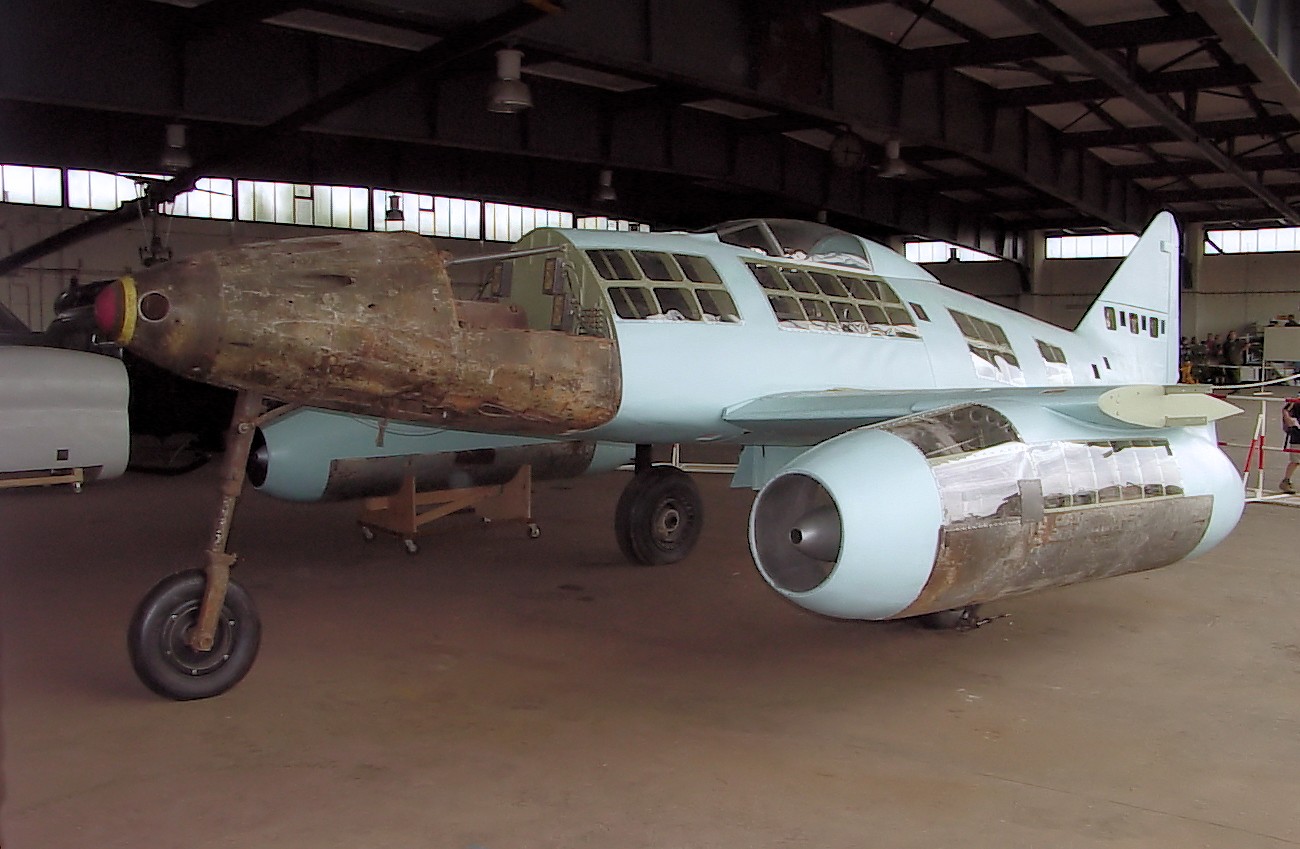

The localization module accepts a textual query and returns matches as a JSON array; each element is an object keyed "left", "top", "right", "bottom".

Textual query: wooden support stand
[
  {"left": 0, "top": 468, "right": 85, "bottom": 492},
  {"left": 357, "top": 465, "right": 539, "bottom": 553}
]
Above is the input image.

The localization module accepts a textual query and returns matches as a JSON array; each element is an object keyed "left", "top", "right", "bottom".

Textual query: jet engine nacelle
[
  {"left": 248, "top": 407, "right": 634, "bottom": 502},
  {"left": 749, "top": 402, "right": 1243, "bottom": 620}
]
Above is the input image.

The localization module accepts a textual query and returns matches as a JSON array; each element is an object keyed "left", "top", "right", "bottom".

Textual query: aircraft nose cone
[{"left": 93, "top": 278, "right": 131, "bottom": 343}]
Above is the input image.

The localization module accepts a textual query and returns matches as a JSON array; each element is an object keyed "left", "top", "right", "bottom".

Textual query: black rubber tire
[
  {"left": 127, "top": 569, "right": 261, "bottom": 700},
  {"left": 614, "top": 466, "right": 704, "bottom": 566},
  {"left": 914, "top": 604, "right": 981, "bottom": 630}
]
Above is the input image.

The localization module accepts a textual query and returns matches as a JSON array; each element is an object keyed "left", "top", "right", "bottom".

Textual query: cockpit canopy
[{"left": 701, "top": 219, "right": 876, "bottom": 272}]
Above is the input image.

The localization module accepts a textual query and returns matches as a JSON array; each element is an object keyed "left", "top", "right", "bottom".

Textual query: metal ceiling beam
[
  {"left": 995, "top": 64, "right": 1258, "bottom": 107},
  {"left": 1111, "top": 150, "right": 1300, "bottom": 177},
  {"left": 899, "top": 14, "right": 1215, "bottom": 72},
  {"left": 1155, "top": 180, "right": 1300, "bottom": 202},
  {"left": 992, "top": 0, "right": 1300, "bottom": 225},
  {"left": 0, "top": 0, "right": 563, "bottom": 277},
  {"left": 1058, "top": 113, "right": 1300, "bottom": 148}
]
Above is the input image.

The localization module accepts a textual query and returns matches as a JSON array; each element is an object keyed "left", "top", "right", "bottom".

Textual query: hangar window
[
  {"left": 904, "top": 241, "right": 1000, "bottom": 263},
  {"left": 485, "top": 202, "right": 573, "bottom": 241},
  {"left": 1129, "top": 313, "right": 1140, "bottom": 334},
  {"left": 1150, "top": 319, "right": 1160, "bottom": 338},
  {"left": 1104, "top": 307, "right": 1117, "bottom": 330},
  {"left": 576, "top": 216, "right": 651, "bottom": 232},
  {"left": 374, "top": 191, "right": 482, "bottom": 238},
  {"left": 67, "top": 169, "right": 147, "bottom": 210},
  {"left": 746, "top": 261, "right": 919, "bottom": 337},
  {"left": 238, "top": 180, "right": 369, "bottom": 230},
  {"left": 949, "top": 309, "right": 1023, "bottom": 385},
  {"left": 589, "top": 251, "right": 738, "bottom": 322},
  {"left": 0, "top": 164, "right": 62, "bottom": 206}
]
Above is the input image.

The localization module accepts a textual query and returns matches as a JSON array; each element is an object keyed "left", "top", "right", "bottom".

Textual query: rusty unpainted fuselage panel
[{"left": 116, "top": 233, "right": 621, "bottom": 436}]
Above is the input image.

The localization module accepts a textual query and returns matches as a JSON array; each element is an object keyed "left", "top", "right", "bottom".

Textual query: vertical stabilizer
[{"left": 1074, "top": 211, "right": 1180, "bottom": 384}]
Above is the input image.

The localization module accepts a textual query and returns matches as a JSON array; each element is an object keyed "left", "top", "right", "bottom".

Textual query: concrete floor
[{"left": 2, "top": 408, "right": 1299, "bottom": 848}]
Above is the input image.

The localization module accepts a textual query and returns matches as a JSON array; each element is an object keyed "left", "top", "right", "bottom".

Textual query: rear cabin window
[
  {"left": 949, "top": 309, "right": 1024, "bottom": 386},
  {"left": 1036, "top": 339, "right": 1072, "bottom": 386},
  {"left": 587, "top": 249, "right": 739, "bottom": 323},
  {"left": 746, "top": 261, "right": 919, "bottom": 337}
]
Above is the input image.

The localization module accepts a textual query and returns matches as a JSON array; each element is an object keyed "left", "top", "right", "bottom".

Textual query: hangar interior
[{"left": 3, "top": 1, "right": 1300, "bottom": 848}]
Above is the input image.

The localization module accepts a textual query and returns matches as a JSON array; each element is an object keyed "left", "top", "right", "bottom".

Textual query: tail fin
[{"left": 1074, "top": 211, "right": 1180, "bottom": 384}]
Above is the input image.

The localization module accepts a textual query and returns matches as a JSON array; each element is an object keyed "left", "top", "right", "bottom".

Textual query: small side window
[
  {"left": 1104, "top": 306, "right": 1117, "bottom": 330},
  {"left": 843, "top": 278, "right": 876, "bottom": 300},
  {"left": 674, "top": 254, "right": 721, "bottom": 284},
  {"left": 782, "top": 269, "right": 819, "bottom": 294},
  {"left": 768, "top": 295, "right": 805, "bottom": 322},
  {"left": 810, "top": 272, "right": 848, "bottom": 297},
  {"left": 632, "top": 251, "right": 679, "bottom": 282},
  {"left": 697, "top": 289, "right": 740, "bottom": 322},
  {"left": 1092, "top": 364, "right": 1100, "bottom": 379},
  {"left": 801, "top": 299, "right": 836, "bottom": 323},
  {"left": 748, "top": 264, "right": 787, "bottom": 291},
  {"left": 587, "top": 249, "right": 639, "bottom": 280},
  {"left": 654, "top": 287, "right": 700, "bottom": 320},
  {"left": 1141, "top": 315, "right": 1148, "bottom": 330},
  {"left": 1130, "top": 313, "right": 1140, "bottom": 334},
  {"left": 1149, "top": 320, "right": 1159, "bottom": 338},
  {"left": 911, "top": 302, "right": 930, "bottom": 321},
  {"left": 608, "top": 286, "right": 657, "bottom": 318}
]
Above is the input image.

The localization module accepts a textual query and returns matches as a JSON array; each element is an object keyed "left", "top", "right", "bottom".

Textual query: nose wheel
[
  {"left": 127, "top": 569, "right": 262, "bottom": 700},
  {"left": 127, "top": 391, "right": 268, "bottom": 699},
  {"left": 614, "top": 465, "right": 704, "bottom": 565}
]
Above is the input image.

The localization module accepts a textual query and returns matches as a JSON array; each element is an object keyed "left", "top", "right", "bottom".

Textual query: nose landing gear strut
[{"left": 127, "top": 392, "right": 266, "bottom": 700}]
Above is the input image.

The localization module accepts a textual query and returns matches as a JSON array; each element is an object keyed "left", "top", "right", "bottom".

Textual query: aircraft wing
[{"left": 722, "top": 384, "right": 1239, "bottom": 444}]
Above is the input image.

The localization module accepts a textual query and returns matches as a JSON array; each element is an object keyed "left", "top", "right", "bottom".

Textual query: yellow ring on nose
[{"left": 119, "top": 275, "right": 138, "bottom": 345}]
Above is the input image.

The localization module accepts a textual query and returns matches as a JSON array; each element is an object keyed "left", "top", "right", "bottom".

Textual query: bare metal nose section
[{"left": 109, "top": 233, "right": 622, "bottom": 436}]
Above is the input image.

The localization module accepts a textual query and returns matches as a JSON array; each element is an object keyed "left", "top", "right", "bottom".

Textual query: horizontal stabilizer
[{"left": 1097, "top": 385, "right": 1239, "bottom": 428}]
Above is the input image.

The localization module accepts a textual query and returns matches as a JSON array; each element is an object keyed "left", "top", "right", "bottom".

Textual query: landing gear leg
[
  {"left": 614, "top": 460, "right": 704, "bottom": 566},
  {"left": 127, "top": 392, "right": 265, "bottom": 700}
]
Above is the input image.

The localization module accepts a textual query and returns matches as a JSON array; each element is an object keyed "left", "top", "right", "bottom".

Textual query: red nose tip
[{"left": 94, "top": 279, "right": 126, "bottom": 341}]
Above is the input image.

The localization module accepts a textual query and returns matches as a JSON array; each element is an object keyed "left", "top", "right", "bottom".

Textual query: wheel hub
[
  {"left": 653, "top": 499, "right": 683, "bottom": 544},
  {"left": 160, "top": 602, "right": 234, "bottom": 675}
]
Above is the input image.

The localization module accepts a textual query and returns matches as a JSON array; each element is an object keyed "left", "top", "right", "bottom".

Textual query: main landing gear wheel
[
  {"left": 127, "top": 569, "right": 262, "bottom": 700},
  {"left": 914, "top": 604, "right": 982, "bottom": 630},
  {"left": 614, "top": 465, "right": 704, "bottom": 565}
]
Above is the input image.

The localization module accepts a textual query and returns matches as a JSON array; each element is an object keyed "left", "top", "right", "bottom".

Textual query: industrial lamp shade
[
  {"left": 595, "top": 168, "right": 616, "bottom": 203},
  {"left": 160, "top": 123, "right": 192, "bottom": 172},
  {"left": 488, "top": 48, "right": 532, "bottom": 113},
  {"left": 384, "top": 194, "right": 404, "bottom": 223}
]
